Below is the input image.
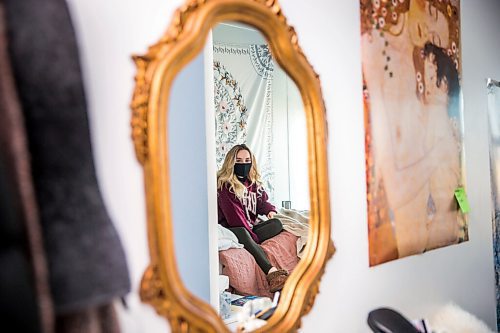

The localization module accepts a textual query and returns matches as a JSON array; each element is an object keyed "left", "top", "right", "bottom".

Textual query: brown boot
[{"left": 266, "top": 269, "right": 289, "bottom": 293}]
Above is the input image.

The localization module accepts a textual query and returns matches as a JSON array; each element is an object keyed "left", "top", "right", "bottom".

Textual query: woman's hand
[{"left": 267, "top": 211, "right": 276, "bottom": 219}]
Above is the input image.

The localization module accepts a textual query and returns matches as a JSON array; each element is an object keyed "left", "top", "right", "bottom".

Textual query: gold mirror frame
[{"left": 130, "top": 0, "right": 335, "bottom": 331}]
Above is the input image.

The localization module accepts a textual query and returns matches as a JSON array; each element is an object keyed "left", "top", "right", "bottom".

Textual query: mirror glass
[{"left": 167, "top": 21, "right": 309, "bottom": 330}]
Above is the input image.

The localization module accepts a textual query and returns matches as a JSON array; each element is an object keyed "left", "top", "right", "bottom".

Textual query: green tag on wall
[{"left": 454, "top": 187, "right": 470, "bottom": 213}]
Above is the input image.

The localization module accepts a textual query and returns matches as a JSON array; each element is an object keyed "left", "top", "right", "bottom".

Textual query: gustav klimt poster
[{"left": 360, "top": 0, "right": 468, "bottom": 266}]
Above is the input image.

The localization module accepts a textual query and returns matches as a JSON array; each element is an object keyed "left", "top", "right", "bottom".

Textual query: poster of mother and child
[{"left": 360, "top": 0, "right": 467, "bottom": 266}]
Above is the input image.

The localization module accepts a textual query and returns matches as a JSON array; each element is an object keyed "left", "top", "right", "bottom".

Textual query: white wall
[
  {"left": 67, "top": 0, "right": 500, "bottom": 331},
  {"left": 287, "top": 0, "right": 499, "bottom": 331},
  {"left": 285, "top": 78, "right": 309, "bottom": 211},
  {"left": 169, "top": 53, "right": 211, "bottom": 303},
  {"left": 272, "top": 64, "right": 310, "bottom": 211}
]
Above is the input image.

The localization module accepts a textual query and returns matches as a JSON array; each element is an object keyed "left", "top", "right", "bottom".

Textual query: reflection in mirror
[
  {"left": 169, "top": 50, "right": 212, "bottom": 303},
  {"left": 168, "top": 21, "right": 309, "bottom": 331}
]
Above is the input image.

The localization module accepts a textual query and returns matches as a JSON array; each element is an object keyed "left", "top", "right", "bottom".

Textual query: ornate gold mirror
[{"left": 131, "top": 0, "right": 334, "bottom": 331}]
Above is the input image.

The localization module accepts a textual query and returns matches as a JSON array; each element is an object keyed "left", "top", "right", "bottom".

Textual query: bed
[{"left": 219, "top": 230, "right": 300, "bottom": 298}]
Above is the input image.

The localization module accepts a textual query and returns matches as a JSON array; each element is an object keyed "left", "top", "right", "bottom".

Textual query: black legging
[{"left": 230, "top": 218, "right": 283, "bottom": 274}]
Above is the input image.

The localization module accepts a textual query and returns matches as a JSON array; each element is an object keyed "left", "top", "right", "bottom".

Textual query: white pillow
[{"left": 218, "top": 225, "right": 244, "bottom": 251}]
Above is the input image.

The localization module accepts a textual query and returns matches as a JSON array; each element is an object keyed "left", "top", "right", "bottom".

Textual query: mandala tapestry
[{"left": 213, "top": 43, "right": 275, "bottom": 200}]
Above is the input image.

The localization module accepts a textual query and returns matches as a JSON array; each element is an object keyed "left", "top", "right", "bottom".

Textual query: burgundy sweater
[{"left": 217, "top": 180, "right": 276, "bottom": 243}]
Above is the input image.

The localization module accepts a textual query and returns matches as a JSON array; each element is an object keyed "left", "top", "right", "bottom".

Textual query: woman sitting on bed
[{"left": 217, "top": 144, "right": 288, "bottom": 292}]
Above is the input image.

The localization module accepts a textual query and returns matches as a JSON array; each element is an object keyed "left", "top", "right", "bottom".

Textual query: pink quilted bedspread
[{"left": 219, "top": 231, "right": 299, "bottom": 298}]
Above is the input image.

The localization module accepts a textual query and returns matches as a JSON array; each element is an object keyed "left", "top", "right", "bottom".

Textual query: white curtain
[{"left": 213, "top": 43, "right": 275, "bottom": 199}]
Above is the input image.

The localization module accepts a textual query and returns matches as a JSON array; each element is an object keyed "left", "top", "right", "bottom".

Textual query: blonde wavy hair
[{"left": 217, "top": 144, "right": 262, "bottom": 199}]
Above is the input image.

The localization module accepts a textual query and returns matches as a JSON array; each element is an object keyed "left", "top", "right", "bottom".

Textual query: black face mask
[{"left": 234, "top": 163, "right": 252, "bottom": 179}]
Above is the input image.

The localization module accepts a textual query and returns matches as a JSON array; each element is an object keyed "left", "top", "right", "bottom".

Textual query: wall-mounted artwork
[
  {"left": 487, "top": 78, "right": 500, "bottom": 332},
  {"left": 360, "top": 0, "right": 467, "bottom": 266}
]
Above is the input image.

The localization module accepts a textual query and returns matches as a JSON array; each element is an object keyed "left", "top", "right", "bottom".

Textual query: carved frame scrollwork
[{"left": 131, "top": 0, "right": 334, "bottom": 331}]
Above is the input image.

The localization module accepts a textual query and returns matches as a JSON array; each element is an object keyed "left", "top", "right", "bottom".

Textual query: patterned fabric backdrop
[{"left": 213, "top": 43, "right": 275, "bottom": 200}]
